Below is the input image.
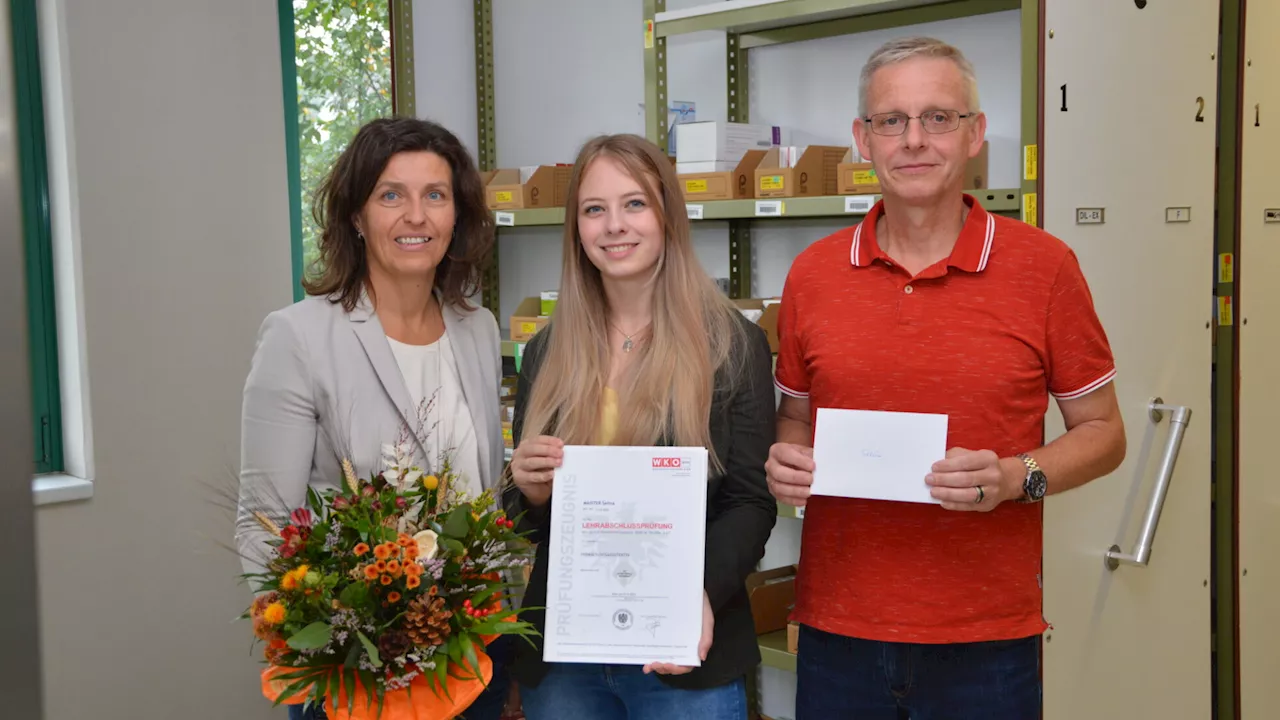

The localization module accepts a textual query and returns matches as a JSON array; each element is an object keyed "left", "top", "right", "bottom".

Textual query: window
[
  {"left": 10, "top": 0, "right": 62, "bottom": 475},
  {"left": 279, "top": 0, "right": 410, "bottom": 298}
]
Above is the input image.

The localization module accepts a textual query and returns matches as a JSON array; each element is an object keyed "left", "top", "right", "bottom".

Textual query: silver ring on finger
[{"left": 974, "top": 486, "right": 985, "bottom": 504}]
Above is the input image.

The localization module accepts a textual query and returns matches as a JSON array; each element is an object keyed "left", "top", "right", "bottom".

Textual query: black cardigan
[{"left": 501, "top": 313, "right": 778, "bottom": 691}]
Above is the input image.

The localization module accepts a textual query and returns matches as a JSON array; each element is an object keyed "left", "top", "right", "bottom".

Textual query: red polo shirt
[{"left": 774, "top": 194, "right": 1115, "bottom": 644}]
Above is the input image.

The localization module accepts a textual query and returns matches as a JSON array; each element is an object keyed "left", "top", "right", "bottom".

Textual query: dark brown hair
[{"left": 303, "top": 117, "right": 494, "bottom": 311}]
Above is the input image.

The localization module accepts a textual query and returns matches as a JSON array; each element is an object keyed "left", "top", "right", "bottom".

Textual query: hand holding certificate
[{"left": 544, "top": 446, "right": 709, "bottom": 668}]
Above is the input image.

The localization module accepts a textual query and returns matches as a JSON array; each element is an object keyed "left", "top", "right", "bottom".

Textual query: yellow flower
[
  {"left": 423, "top": 475, "right": 439, "bottom": 491},
  {"left": 263, "top": 602, "right": 286, "bottom": 625}
]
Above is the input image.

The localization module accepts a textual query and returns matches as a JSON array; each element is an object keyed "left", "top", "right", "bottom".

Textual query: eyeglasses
[{"left": 862, "top": 109, "right": 976, "bottom": 136}]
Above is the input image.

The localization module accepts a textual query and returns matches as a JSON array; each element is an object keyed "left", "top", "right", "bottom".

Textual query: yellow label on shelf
[
  {"left": 685, "top": 179, "right": 708, "bottom": 193},
  {"left": 519, "top": 321, "right": 537, "bottom": 334},
  {"left": 1024, "top": 144, "right": 1038, "bottom": 181},
  {"left": 1023, "top": 192, "right": 1037, "bottom": 226},
  {"left": 495, "top": 191, "right": 513, "bottom": 203},
  {"left": 644, "top": 20, "right": 654, "bottom": 49},
  {"left": 1219, "top": 253, "right": 1234, "bottom": 283},
  {"left": 760, "top": 175, "right": 784, "bottom": 190},
  {"left": 1218, "top": 296, "right": 1233, "bottom": 326},
  {"left": 852, "top": 170, "right": 877, "bottom": 185}
]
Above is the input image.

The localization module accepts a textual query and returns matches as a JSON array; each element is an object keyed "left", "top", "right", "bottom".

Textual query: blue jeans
[
  {"left": 795, "top": 624, "right": 1041, "bottom": 720},
  {"left": 286, "top": 635, "right": 515, "bottom": 720},
  {"left": 520, "top": 664, "right": 747, "bottom": 720}
]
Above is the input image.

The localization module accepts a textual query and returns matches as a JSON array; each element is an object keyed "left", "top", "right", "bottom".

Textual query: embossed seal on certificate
[{"left": 613, "top": 609, "right": 634, "bottom": 630}]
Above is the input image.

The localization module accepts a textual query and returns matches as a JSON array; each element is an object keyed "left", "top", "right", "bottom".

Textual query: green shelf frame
[
  {"left": 656, "top": 0, "right": 1017, "bottom": 38},
  {"left": 492, "top": 189, "right": 1019, "bottom": 228},
  {"left": 757, "top": 629, "right": 796, "bottom": 673}
]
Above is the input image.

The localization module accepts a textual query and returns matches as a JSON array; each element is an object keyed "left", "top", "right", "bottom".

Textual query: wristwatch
[{"left": 1016, "top": 453, "right": 1047, "bottom": 503}]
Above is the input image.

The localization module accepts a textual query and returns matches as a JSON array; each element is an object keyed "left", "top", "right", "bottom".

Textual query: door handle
[{"left": 1105, "top": 398, "right": 1192, "bottom": 571}]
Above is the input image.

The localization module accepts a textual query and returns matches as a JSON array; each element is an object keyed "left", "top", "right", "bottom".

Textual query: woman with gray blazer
[{"left": 235, "top": 118, "right": 513, "bottom": 720}]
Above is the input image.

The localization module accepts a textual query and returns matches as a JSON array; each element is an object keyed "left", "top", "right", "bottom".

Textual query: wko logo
[{"left": 652, "top": 457, "right": 685, "bottom": 469}]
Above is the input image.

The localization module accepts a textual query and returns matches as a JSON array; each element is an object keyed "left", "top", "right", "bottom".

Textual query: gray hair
[{"left": 858, "top": 36, "right": 981, "bottom": 118}]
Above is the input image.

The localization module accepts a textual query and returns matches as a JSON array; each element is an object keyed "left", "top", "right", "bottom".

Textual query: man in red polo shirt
[{"left": 766, "top": 36, "right": 1127, "bottom": 719}]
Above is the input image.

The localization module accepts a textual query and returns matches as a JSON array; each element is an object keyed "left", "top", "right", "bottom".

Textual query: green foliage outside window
[{"left": 292, "top": 0, "right": 393, "bottom": 275}]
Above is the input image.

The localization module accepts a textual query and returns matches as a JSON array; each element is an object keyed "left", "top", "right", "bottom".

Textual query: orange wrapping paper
[{"left": 262, "top": 650, "right": 493, "bottom": 720}]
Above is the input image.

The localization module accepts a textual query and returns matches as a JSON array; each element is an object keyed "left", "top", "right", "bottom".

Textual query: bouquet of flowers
[{"left": 242, "top": 440, "right": 537, "bottom": 720}]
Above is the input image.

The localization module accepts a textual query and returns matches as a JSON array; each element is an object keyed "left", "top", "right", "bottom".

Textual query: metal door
[{"left": 1040, "top": 1, "right": 1217, "bottom": 718}]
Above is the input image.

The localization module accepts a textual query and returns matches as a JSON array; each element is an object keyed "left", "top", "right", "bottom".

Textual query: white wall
[
  {"left": 34, "top": 0, "right": 292, "bottom": 717},
  {"left": 413, "top": 3, "right": 1023, "bottom": 717}
]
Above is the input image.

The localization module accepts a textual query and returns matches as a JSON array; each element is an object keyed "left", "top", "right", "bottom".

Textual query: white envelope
[{"left": 810, "top": 407, "right": 948, "bottom": 504}]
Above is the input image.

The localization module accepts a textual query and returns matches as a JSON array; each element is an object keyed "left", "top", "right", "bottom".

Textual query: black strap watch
[{"left": 1016, "top": 453, "right": 1047, "bottom": 503}]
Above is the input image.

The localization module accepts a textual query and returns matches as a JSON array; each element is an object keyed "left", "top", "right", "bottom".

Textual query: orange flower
[
  {"left": 387, "top": 592, "right": 401, "bottom": 603},
  {"left": 375, "top": 560, "right": 388, "bottom": 573},
  {"left": 280, "top": 565, "right": 309, "bottom": 592},
  {"left": 404, "top": 562, "right": 422, "bottom": 578},
  {"left": 353, "top": 543, "right": 370, "bottom": 556},
  {"left": 380, "top": 574, "right": 393, "bottom": 586},
  {"left": 396, "top": 534, "right": 413, "bottom": 548},
  {"left": 263, "top": 602, "right": 286, "bottom": 625},
  {"left": 406, "top": 575, "right": 421, "bottom": 589},
  {"left": 374, "top": 544, "right": 393, "bottom": 561},
  {"left": 363, "top": 564, "right": 380, "bottom": 581},
  {"left": 386, "top": 560, "right": 402, "bottom": 576},
  {"left": 403, "top": 544, "right": 419, "bottom": 560}
]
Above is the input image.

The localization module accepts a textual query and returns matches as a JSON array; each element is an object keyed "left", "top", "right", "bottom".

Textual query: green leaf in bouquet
[
  {"left": 359, "top": 668, "right": 377, "bottom": 710},
  {"left": 308, "top": 486, "right": 324, "bottom": 515},
  {"left": 343, "top": 639, "right": 362, "bottom": 669},
  {"left": 440, "top": 537, "right": 465, "bottom": 556},
  {"left": 434, "top": 655, "right": 451, "bottom": 699},
  {"left": 442, "top": 507, "right": 471, "bottom": 539},
  {"left": 459, "top": 633, "right": 481, "bottom": 681},
  {"left": 286, "top": 621, "right": 333, "bottom": 650},
  {"left": 339, "top": 582, "right": 369, "bottom": 609},
  {"left": 344, "top": 667, "right": 358, "bottom": 715},
  {"left": 356, "top": 630, "right": 383, "bottom": 669},
  {"left": 446, "top": 634, "right": 463, "bottom": 667},
  {"left": 327, "top": 667, "right": 341, "bottom": 707}
]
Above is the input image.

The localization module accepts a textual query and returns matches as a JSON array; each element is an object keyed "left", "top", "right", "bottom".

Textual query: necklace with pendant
[{"left": 611, "top": 322, "right": 646, "bottom": 353}]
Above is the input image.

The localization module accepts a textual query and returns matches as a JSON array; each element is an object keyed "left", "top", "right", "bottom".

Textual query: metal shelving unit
[{"left": 475, "top": 1, "right": 1043, "bottom": 712}]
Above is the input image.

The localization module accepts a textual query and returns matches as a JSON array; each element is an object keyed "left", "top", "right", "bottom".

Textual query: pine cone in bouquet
[{"left": 405, "top": 585, "right": 453, "bottom": 648}]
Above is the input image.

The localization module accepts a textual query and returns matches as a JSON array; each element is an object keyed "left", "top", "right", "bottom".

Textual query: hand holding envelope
[
  {"left": 810, "top": 408, "right": 948, "bottom": 504},
  {"left": 798, "top": 408, "right": 1011, "bottom": 511}
]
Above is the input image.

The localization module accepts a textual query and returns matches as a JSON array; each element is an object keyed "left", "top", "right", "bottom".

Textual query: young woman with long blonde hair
[{"left": 501, "top": 133, "right": 777, "bottom": 719}]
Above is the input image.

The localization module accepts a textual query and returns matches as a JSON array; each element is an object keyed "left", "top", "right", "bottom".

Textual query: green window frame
[{"left": 9, "top": 0, "right": 63, "bottom": 475}]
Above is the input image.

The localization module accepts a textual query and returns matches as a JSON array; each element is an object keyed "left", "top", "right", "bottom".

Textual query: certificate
[
  {"left": 543, "top": 445, "right": 708, "bottom": 666},
  {"left": 811, "top": 407, "right": 948, "bottom": 504}
]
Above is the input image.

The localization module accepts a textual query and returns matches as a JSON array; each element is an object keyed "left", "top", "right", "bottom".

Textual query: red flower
[
  {"left": 289, "top": 508, "right": 314, "bottom": 529},
  {"left": 332, "top": 496, "right": 350, "bottom": 511},
  {"left": 278, "top": 525, "right": 304, "bottom": 558}
]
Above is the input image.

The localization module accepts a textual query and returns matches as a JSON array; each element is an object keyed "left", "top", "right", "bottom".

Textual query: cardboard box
[
  {"left": 964, "top": 140, "right": 989, "bottom": 189},
  {"left": 733, "top": 298, "right": 781, "bottom": 353},
  {"left": 678, "top": 149, "right": 767, "bottom": 202},
  {"left": 837, "top": 149, "right": 880, "bottom": 194},
  {"left": 509, "top": 296, "right": 550, "bottom": 342},
  {"left": 754, "top": 145, "right": 846, "bottom": 198},
  {"left": 675, "top": 121, "right": 785, "bottom": 163},
  {"left": 486, "top": 165, "right": 571, "bottom": 210},
  {"left": 745, "top": 565, "right": 796, "bottom": 634}
]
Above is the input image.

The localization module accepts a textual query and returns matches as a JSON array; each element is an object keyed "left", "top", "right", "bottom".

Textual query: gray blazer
[{"left": 234, "top": 291, "right": 504, "bottom": 576}]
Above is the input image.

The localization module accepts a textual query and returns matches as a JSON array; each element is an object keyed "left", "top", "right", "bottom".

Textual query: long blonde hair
[{"left": 519, "top": 134, "right": 746, "bottom": 473}]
